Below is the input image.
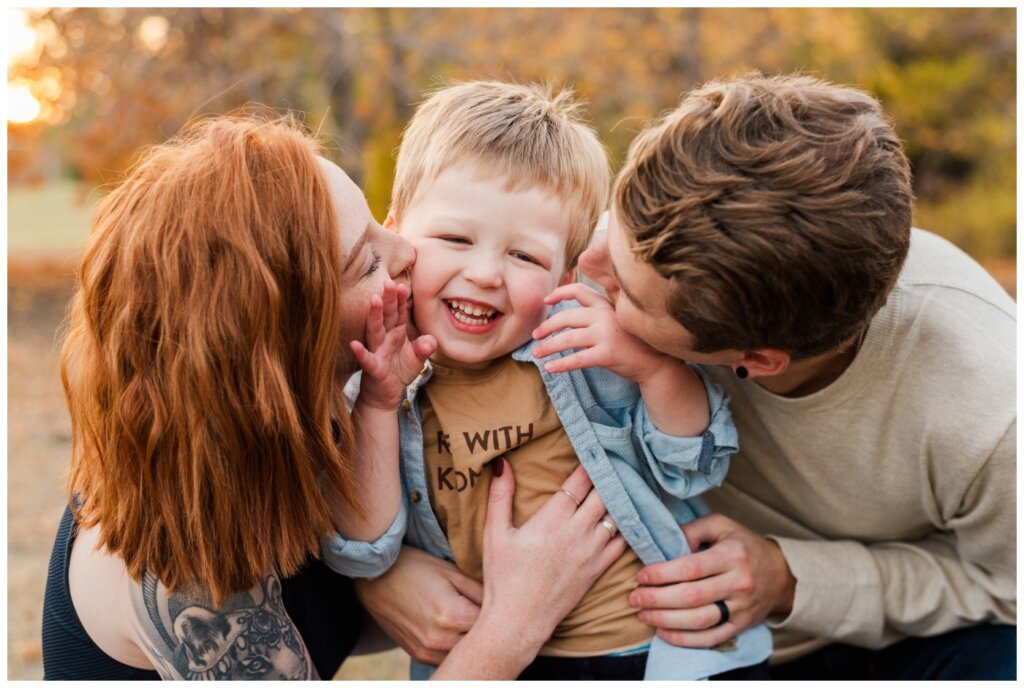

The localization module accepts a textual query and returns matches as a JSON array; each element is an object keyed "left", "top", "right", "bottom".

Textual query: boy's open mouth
[{"left": 445, "top": 299, "right": 501, "bottom": 326}]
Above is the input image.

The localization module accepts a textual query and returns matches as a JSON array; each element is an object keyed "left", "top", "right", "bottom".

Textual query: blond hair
[
  {"left": 61, "top": 113, "right": 361, "bottom": 605},
  {"left": 615, "top": 73, "right": 913, "bottom": 359},
  {"left": 391, "top": 80, "right": 609, "bottom": 268}
]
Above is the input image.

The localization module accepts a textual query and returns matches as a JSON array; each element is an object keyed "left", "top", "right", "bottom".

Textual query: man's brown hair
[
  {"left": 60, "top": 113, "right": 360, "bottom": 605},
  {"left": 615, "top": 73, "right": 913, "bottom": 359}
]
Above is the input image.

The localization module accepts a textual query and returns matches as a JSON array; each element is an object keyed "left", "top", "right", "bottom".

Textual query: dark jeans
[
  {"left": 770, "top": 624, "right": 1016, "bottom": 681},
  {"left": 517, "top": 652, "right": 770, "bottom": 681}
]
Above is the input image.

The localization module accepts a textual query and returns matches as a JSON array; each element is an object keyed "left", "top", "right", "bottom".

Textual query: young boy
[{"left": 327, "top": 81, "right": 771, "bottom": 680}]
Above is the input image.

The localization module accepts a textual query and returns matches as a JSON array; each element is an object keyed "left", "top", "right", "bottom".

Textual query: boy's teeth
[
  {"left": 449, "top": 299, "right": 496, "bottom": 317},
  {"left": 446, "top": 299, "right": 497, "bottom": 324}
]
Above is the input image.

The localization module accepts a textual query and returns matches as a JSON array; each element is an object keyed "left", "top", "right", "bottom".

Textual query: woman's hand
[
  {"left": 351, "top": 279, "right": 436, "bottom": 410},
  {"left": 532, "top": 282, "right": 672, "bottom": 384},
  {"left": 629, "top": 513, "right": 796, "bottom": 648},
  {"left": 353, "top": 547, "right": 483, "bottom": 666},
  {"left": 432, "top": 460, "right": 626, "bottom": 679}
]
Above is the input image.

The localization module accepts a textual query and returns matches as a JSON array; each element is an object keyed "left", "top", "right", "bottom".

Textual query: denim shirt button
[
  {"left": 410, "top": 490, "right": 422, "bottom": 503},
  {"left": 401, "top": 399, "right": 412, "bottom": 411}
]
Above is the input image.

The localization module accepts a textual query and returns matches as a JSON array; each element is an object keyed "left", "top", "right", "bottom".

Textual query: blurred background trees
[
  {"left": 4, "top": 9, "right": 1016, "bottom": 678},
  {"left": 8, "top": 7, "right": 1016, "bottom": 258}
]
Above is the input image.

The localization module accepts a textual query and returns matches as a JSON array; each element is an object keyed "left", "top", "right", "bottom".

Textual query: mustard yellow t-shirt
[{"left": 421, "top": 356, "right": 653, "bottom": 656}]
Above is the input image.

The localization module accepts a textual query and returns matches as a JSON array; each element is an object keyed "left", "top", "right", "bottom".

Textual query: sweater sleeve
[
  {"left": 632, "top": 366, "right": 739, "bottom": 500},
  {"left": 769, "top": 420, "right": 1016, "bottom": 646}
]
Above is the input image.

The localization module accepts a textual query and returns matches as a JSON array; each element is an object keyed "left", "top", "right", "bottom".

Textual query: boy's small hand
[
  {"left": 351, "top": 280, "right": 436, "bottom": 410},
  {"left": 532, "top": 282, "right": 669, "bottom": 383}
]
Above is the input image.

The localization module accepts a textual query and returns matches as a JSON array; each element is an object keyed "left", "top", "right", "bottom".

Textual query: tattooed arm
[{"left": 128, "top": 571, "right": 317, "bottom": 680}]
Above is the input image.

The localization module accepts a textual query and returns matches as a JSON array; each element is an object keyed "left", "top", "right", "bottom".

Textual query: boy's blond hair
[{"left": 391, "top": 81, "right": 609, "bottom": 268}]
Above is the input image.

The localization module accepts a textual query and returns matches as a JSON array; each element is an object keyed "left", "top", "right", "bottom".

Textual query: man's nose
[{"left": 578, "top": 236, "right": 608, "bottom": 281}]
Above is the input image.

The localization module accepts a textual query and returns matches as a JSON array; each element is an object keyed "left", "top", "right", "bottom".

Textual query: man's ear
[
  {"left": 383, "top": 213, "right": 398, "bottom": 232},
  {"left": 737, "top": 348, "right": 790, "bottom": 379}
]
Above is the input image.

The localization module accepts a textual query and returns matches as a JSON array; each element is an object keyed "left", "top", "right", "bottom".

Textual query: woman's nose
[{"left": 385, "top": 230, "right": 416, "bottom": 282}]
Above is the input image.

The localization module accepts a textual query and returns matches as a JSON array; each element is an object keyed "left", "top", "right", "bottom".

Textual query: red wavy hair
[{"left": 61, "top": 113, "right": 361, "bottom": 604}]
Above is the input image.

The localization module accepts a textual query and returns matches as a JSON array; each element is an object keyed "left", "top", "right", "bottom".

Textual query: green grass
[{"left": 8, "top": 180, "right": 99, "bottom": 254}]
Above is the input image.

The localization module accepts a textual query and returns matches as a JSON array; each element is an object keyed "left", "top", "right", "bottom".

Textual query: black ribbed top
[
  {"left": 41, "top": 502, "right": 363, "bottom": 680},
  {"left": 41, "top": 504, "right": 160, "bottom": 680}
]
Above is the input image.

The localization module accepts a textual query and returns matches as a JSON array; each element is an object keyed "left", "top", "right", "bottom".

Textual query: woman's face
[{"left": 318, "top": 158, "right": 415, "bottom": 377}]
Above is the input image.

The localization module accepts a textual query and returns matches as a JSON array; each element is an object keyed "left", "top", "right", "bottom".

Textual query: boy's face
[{"left": 391, "top": 164, "right": 572, "bottom": 369}]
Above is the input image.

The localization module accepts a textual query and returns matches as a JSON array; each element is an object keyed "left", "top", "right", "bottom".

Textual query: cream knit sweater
[{"left": 704, "top": 228, "right": 1016, "bottom": 663}]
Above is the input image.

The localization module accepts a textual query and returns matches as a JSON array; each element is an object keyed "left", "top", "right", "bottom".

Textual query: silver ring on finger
[
  {"left": 559, "top": 488, "right": 583, "bottom": 508},
  {"left": 713, "top": 600, "right": 730, "bottom": 627},
  {"left": 599, "top": 517, "right": 617, "bottom": 537}
]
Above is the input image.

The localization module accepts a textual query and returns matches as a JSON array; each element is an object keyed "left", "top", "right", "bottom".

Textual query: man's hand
[
  {"left": 629, "top": 514, "right": 796, "bottom": 648},
  {"left": 532, "top": 282, "right": 671, "bottom": 384},
  {"left": 354, "top": 547, "right": 482, "bottom": 666}
]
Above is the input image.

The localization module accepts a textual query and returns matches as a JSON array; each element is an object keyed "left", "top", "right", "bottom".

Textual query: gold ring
[
  {"left": 599, "top": 517, "right": 616, "bottom": 537},
  {"left": 559, "top": 488, "right": 582, "bottom": 508}
]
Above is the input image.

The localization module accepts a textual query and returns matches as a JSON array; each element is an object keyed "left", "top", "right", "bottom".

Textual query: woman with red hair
[{"left": 42, "top": 113, "right": 623, "bottom": 679}]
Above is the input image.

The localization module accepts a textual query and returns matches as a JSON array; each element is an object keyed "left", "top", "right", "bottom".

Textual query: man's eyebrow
[
  {"left": 610, "top": 253, "right": 648, "bottom": 312},
  {"left": 341, "top": 227, "right": 370, "bottom": 273}
]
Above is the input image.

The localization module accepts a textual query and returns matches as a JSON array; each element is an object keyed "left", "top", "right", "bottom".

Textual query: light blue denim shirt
[{"left": 323, "top": 301, "right": 771, "bottom": 679}]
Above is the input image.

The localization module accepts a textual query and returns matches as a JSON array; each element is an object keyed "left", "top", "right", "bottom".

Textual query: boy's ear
[
  {"left": 383, "top": 213, "right": 398, "bottom": 232},
  {"left": 736, "top": 348, "right": 790, "bottom": 379}
]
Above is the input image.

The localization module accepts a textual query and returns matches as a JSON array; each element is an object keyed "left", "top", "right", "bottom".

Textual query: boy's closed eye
[
  {"left": 439, "top": 235, "right": 471, "bottom": 245},
  {"left": 510, "top": 250, "right": 540, "bottom": 265}
]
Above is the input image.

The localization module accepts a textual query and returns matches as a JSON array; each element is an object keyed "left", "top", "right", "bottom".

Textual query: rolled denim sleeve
[
  {"left": 634, "top": 366, "right": 738, "bottom": 499},
  {"left": 319, "top": 500, "right": 407, "bottom": 579}
]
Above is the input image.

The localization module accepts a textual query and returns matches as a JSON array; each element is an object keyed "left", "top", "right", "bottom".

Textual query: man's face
[{"left": 578, "top": 208, "right": 733, "bottom": 366}]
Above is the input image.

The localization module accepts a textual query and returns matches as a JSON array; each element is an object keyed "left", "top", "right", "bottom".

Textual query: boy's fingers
[
  {"left": 349, "top": 340, "right": 375, "bottom": 372},
  {"left": 543, "top": 349, "right": 600, "bottom": 374},
  {"left": 365, "top": 295, "right": 385, "bottom": 349},
  {"left": 381, "top": 281, "right": 400, "bottom": 329},
  {"left": 544, "top": 282, "right": 608, "bottom": 307},
  {"left": 412, "top": 335, "right": 437, "bottom": 361},
  {"left": 532, "top": 330, "right": 597, "bottom": 360},
  {"left": 532, "top": 309, "right": 596, "bottom": 341},
  {"left": 542, "top": 283, "right": 580, "bottom": 306},
  {"left": 394, "top": 284, "right": 410, "bottom": 328}
]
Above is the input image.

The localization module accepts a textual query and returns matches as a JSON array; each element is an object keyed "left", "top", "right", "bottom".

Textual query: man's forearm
[{"left": 771, "top": 535, "right": 1015, "bottom": 645}]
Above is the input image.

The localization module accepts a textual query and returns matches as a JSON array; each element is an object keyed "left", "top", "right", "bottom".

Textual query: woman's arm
[
  {"left": 127, "top": 570, "right": 318, "bottom": 680},
  {"left": 356, "top": 461, "right": 624, "bottom": 678},
  {"left": 433, "top": 460, "right": 625, "bottom": 679}
]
